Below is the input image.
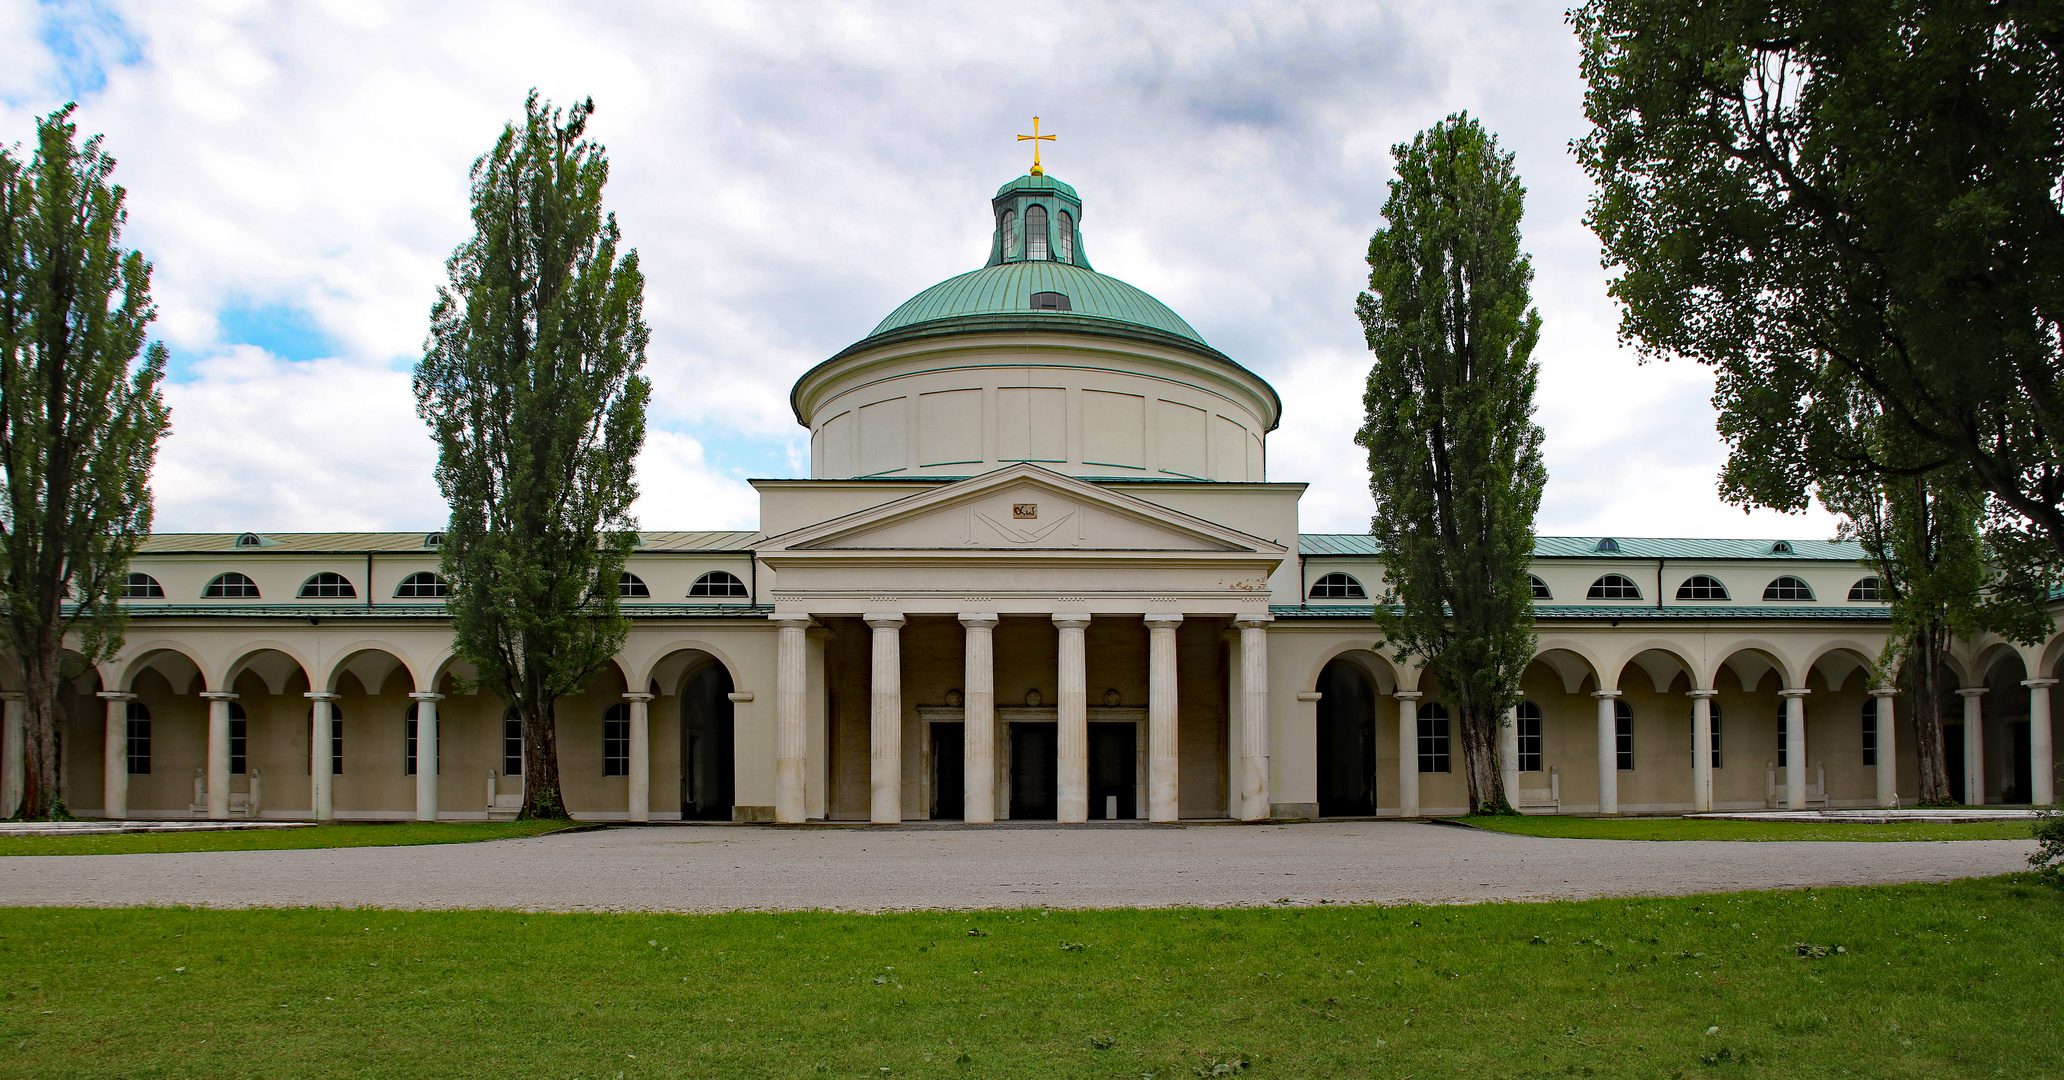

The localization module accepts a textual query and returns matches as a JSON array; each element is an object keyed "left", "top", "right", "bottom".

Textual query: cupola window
[
  {"left": 1000, "top": 209, "right": 1018, "bottom": 259},
  {"left": 1030, "top": 291, "right": 1071, "bottom": 311},
  {"left": 1056, "top": 210, "right": 1074, "bottom": 262},
  {"left": 1024, "top": 204, "right": 1049, "bottom": 260}
]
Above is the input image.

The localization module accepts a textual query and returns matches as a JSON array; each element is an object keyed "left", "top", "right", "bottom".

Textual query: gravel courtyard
[{"left": 0, "top": 820, "right": 2036, "bottom": 913}]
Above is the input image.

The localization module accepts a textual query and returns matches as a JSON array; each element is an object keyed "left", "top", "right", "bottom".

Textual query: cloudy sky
[{"left": 0, "top": 0, "right": 1839, "bottom": 541}]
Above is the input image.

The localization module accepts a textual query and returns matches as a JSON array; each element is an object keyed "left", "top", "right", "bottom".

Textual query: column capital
[
  {"left": 621, "top": 693, "right": 655, "bottom": 703},
  {"left": 1233, "top": 614, "right": 1273, "bottom": 629},
  {"left": 863, "top": 612, "right": 906, "bottom": 629},
  {"left": 1591, "top": 689, "right": 1622, "bottom": 699},
  {"left": 303, "top": 691, "right": 341, "bottom": 702},
  {"left": 92, "top": 691, "right": 133, "bottom": 701},
  {"left": 199, "top": 691, "right": 240, "bottom": 701},
  {"left": 1778, "top": 688, "right": 1812, "bottom": 698},
  {"left": 1955, "top": 686, "right": 1988, "bottom": 698},
  {"left": 958, "top": 612, "right": 999, "bottom": 627},
  {"left": 1393, "top": 691, "right": 1423, "bottom": 701},
  {"left": 769, "top": 613, "right": 816, "bottom": 628},
  {"left": 1144, "top": 613, "right": 1184, "bottom": 629},
  {"left": 2023, "top": 678, "right": 2059, "bottom": 689},
  {"left": 409, "top": 692, "right": 446, "bottom": 702},
  {"left": 1868, "top": 686, "right": 1902, "bottom": 697},
  {"left": 1051, "top": 613, "right": 1092, "bottom": 629},
  {"left": 1685, "top": 689, "right": 1717, "bottom": 698}
]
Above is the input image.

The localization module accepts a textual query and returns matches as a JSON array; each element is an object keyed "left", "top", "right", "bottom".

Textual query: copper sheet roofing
[
  {"left": 137, "top": 531, "right": 762, "bottom": 554},
  {"left": 1299, "top": 534, "right": 1869, "bottom": 561}
]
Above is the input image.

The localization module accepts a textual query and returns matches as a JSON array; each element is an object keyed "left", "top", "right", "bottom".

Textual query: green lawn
[
  {"left": 2, "top": 877, "right": 2058, "bottom": 1078},
  {"left": 1452, "top": 815, "right": 2033, "bottom": 842},
  {"left": 0, "top": 820, "right": 575, "bottom": 856}
]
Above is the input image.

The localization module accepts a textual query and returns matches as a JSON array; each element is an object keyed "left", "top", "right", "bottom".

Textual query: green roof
[
  {"left": 1299, "top": 534, "right": 1869, "bottom": 561},
  {"left": 865, "top": 262, "right": 1206, "bottom": 345},
  {"left": 995, "top": 173, "right": 1079, "bottom": 200},
  {"left": 1269, "top": 604, "right": 1891, "bottom": 622}
]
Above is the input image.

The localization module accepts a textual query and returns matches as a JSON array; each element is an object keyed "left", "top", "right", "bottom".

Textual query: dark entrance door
[
  {"left": 1089, "top": 723, "right": 1136, "bottom": 819},
  {"left": 932, "top": 722, "right": 965, "bottom": 820},
  {"left": 2010, "top": 721, "right": 2032, "bottom": 804},
  {"left": 1316, "top": 660, "right": 1378, "bottom": 816},
  {"left": 681, "top": 664, "right": 735, "bottom": 820},
  {"left": 1944, "top": 723, "right": 1967, "bottom": 804},
  {"left": 1009, "top": 722, "right": 1058, "bottom": 820}
]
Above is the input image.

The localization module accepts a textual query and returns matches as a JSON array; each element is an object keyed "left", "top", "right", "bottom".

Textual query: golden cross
[{"left": 1017, "top": 116, "right": 1055, "bottom": 176}]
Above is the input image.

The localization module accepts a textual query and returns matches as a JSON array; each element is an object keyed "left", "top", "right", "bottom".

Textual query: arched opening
[
  {"left": 679, "top": 661, "right": 736, "bottom": 820},
  {"left": 1315, "top": 659, "right": 1378, "bottom": 816}
]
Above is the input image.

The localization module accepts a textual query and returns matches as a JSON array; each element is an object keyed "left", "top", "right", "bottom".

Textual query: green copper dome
[{"left": 866, "top": 261, "right": 1207, "bottom": 344}]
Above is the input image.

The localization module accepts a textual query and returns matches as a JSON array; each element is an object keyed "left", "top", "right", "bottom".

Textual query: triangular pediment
[{"left": 762, "top": 464, "right": 1282, "bottom": 554}]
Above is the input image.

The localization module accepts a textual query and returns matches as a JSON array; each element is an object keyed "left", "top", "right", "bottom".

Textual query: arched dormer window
[
  {"left": 1024, "top": 204, "right": 1049, "bottom": 260},
  {"left": 1848, "top": 576, "right": 1884, "bottom": 601},
  {"left": 235, "top": 532, "right": 266, "bottom": 548},
  {"left": 1587, "top": 573, "right": 1641, "bottom": 600},
  {"left": 424, "top": 532, "right": 444, "bottom": 549},
  {"left": 619, "top": 572, "right": 650, "bottom": 598},
  {"left": 1595, "top": 537, "right": 1620, "bottom": 553},
  {"left": 1056, "top": 210, "right": 1074, "bottom": 262},
  {"left": 1308, "top": 572, "right": 1366, "bottom": 599},
  {"left": 1529, "top": 574, "right": 1551, "bottom": 600},
  {"left": 1770, "top": 540, "right": 1793, "bottom": 554},
  {"left": 1030, "top": 291, "right": 1071, "bottom": 311},
  {"left": 1675, "top": 575, "right": 1729, "bottom": 600},
  {"left": 689, "top": 570, "right": 748, "bottom": 598},
  {"left": 203, "top": 572, "right": 260, "bottom": 599},
  {"left": 394, "top": 571, "right": 450, "bottom": 598},
  {"left": 122, "top": 572, "right": 165, "bottom": 599},
  {"left": 1763, "top": 576, "right": 1814, "bottom": 601},
  {"left": 1000, "top": 209, "right": 1018, "bottom": 259},
  {"left": 298, "top": 572, "right": 356, "bottom": 599}
]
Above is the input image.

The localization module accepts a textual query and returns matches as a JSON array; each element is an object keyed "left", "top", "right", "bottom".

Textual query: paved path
[{"left": 0, "top": 822, "right": 2034, "bottom": 913}]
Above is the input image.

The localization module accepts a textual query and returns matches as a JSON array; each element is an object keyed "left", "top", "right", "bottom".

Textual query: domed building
[{"left": 19, "top": 167, "right": 2062, "bottom": 828}]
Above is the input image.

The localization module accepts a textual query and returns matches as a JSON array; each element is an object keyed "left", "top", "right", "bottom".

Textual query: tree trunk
[
  {"left": 520, "top": 694, "right": 569, "bottom": 819},
  {"left": 17, "top": 634, "right": 68, "bottom": 820},
  {"left": 1458, "top": 700, "right": 1512, "bottom": 815},
  {"left": 1907, "top": 633, "right": 1954, "bottom": 805}
]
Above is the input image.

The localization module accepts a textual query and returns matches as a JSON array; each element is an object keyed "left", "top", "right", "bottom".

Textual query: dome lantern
[{"left": 987, "top": 173, "right": 1090, "bottom": 270}]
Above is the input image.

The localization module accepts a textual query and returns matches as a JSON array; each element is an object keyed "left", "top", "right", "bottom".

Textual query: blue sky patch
[
  {"left": 29, "top": 0, "right": 142, "bottom": 103},
  {"left": 216, "top": 301, "right": 337, "bottom": 363}
]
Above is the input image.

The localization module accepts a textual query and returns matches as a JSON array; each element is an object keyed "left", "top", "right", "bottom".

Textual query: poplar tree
[
  {"left": 0, "top": 106, "right": 171, "bottom": 820},
  {"left": 1356, "top": 114, "right": 1546, "bottom": 815},
  {"left": 414, "top": 92, "right": 649, "bottom": 820}
]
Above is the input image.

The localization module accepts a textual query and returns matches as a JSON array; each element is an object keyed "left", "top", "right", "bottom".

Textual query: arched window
[
  {"left": 689, "top": 571, "right": 748, "bottom": 598},
  {"left": 1675, "top": 575, "right": 1730, "bottom": 600},
  {"left": 406, "top": 702, "right": 439, "bottom": 777},
  {"left": 1516, "top": 700, "right": 1542, "bottom": 772},
  {"left": 1595, "top": 537, "right": 1620, "bottom": 553},
  {"left": 235, "top": 532, "right": 266, "bottom": 548},
  {"left": 1024, "top": 204, "right": 1049, "bottom": 260},
  {"left": 125, "top": 701, "right": 151, "bottom": 775},
  {"left": 1763, "top": 576, "right": 1814, "bottom": 601},
  {"left": 1030, "top": 291, "right": 1071, "bottom": 311},
  {"left": 122, "top": 572, "right": 164, "bottom": 598},
  {"left": 1416, "top": 703, "right": 1451, "bottom": 773},
  {"left": 619, "top": 573, "right": 650, "bottom": 598},
  {"left": 1308, "top": 572, "right": 1366, "bottom": 599},
  {"left": 229, "top": 702, "right": 247, "bottom": 775},
  {"left": 1000, "top": 209, "right": 1018, "bottom": 258},
  {"left": 203, "top": 572, "right": 261, "bottom": 599},
  {"left": 298, "top": 572, "right": 357, "bottom": 599},
  {"left": 602, "top": 703, "right": 631, "bottom": 777},
  {"left": 1529, "top": 575, "right": 1551, "bottom": 600},
  {"left": 1848, "top": 576, "right": 1883, "bottom": 601},
  {"left": 1614, "top": 699, "right": 1634, "bottom": 770},
  {"left": 423, "top": 532, "right": 444, "bottom": 549},
  {"left": 1587, "top": 573, "right": 1641, "bottom": 600},
  {"left": 1770, "top": 540, "right": 1793, "bottom": 554},
  {"left": 1056, "top": 210, "right": 1074, "bottom": 262},
  {"left": 395, "top": 571, "right": 450, "bottom": 598}
]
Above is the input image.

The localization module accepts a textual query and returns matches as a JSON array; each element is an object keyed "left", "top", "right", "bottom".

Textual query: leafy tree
[
  {"left": 414, "top": 92, "right": 649, "bottom": 820},
  {"left": 0, "top": 106, "right": 170, "bottom": 820},
  {"left": 1571, "top": 1, "right": 2064, "bottom": 573},
  {"left": 1356, "top": 113, "right": 1546, "bottom": 815}
]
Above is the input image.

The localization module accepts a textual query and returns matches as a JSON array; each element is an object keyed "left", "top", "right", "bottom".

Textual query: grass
[
  {"left": 1, "top": 877, "right": 2058, "bottom": 1078},
  {"left": 1452, "top": 815, "right": 2033, "bottom": 842},
  {"left": 0, "top": 820, "right": 575, "bottom": 856}
]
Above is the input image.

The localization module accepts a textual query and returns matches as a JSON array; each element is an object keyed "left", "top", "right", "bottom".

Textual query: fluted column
[
  {"left": 960, "top": 614, "right": 998, "bottom": 824},
  {"left": 199, "top": 692, "right": 238, "bottom": 820},
  {"left": 411, "top": 693, "right": 443, "bottom": 822},
  {"left": 2026, "top": 679, "right": 2056, "bottom": 806},
  {"left": 1958, "top": 687, "right": 1986, "bottom": 805},
  {"left": 623, "top": 692, "right": 653, "bottom": 823},
  {"left": 772, "top": 615, "right": 813, "bottom": 823},
  {"left": 866, "top": 613, "right": 906, "bottom": 824},
  {"left": 0, "top": 691, "right": 23, "bottom": 819},
  {"left": 1054, "top": 614, "right": 1091, "bottom": 823},
  {"left": 1236, "top": 616, "right": 1271, "bottom": 822},
  {"left": 96, "top": 691, "right": 132, "bottom": 820},
  {"left": 1146, "top": 615, "right": 1183, "bottom": 823},
  {"left": 1780, "top": 688, "right": 1810, "bottom": 809},
  {"left": 306, "top": 691, "right": 340, "bottom": 821},
  {"left": 1594, "top": 689, "right": 1621, "bottom": 815},
  {"left": 1869, "top": 687, "right": 1900, "bottom": 808},
  {"left": 1689, "top": 689, "right": 1716, "bottom": 813},
  {"left": 1394, "top": 691, "right": 1422, "bottom": 818}
]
